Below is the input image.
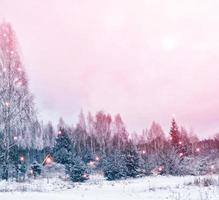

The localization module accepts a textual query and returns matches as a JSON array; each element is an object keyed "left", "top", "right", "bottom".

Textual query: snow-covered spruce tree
[
  {"left": 53, "top": 128, "right": 88, "bottom": 182},
  {"left": 158, "top": 142, "right": 183, "bottom": 175},
  {"left": 65, "top": 156, "right": 88, "bottom": 182},
  {"left": 139, "top": 152, "right": 156, "bottom": 175},
  {"left": 0, "top": 22, "right": 36, "bottom": 180},
  {"left": 124, "top": 141, "right": 140, "bottom": 178},
  {"left": 31, "top": 160, "right": 42, "bottom": 178},
  {"left": 53, "top": 128, "right": 73, "bottom": 165},
  {"left": 102, "top": 149, "right": 128, "bottom": 181}
]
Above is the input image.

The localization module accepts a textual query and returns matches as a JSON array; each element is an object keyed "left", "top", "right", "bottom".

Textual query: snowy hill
[{"left": 0, "top": 174, "right": 219, "bottom": 200}]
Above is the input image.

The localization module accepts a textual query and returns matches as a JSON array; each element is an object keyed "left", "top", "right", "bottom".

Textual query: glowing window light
[{"left": 45, "top": 157, "right": 53, "bottom": 165}]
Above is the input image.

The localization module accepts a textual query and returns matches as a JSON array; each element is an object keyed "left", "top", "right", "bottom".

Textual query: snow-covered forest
[{"left": 0, "top": 22, "right": 219, "bottom": 199}]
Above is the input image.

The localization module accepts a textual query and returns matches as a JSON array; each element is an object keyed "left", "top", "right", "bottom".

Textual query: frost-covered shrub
[
  {"left": 192, "top": 176, "right": 218, "bottom": 187},
  {"left": 42, "top": 162, "right": 66, "bottom": 179}
]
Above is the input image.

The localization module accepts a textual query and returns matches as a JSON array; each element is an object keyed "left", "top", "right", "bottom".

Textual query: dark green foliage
[
  {"left": 52, "top": 128, "right": 89, "bottom": 182},
  {"left": 16, "top": 161, "right": 27, "bottom": 181},
  {"left": 53, "top": 128, "right": 73, "bottom": 164},
  {"left": 102, "top": 150, "right": 128, "bottom": 181},
  {"left": 65, "top": 156, "right": 88, "bottom": 182},
  {"left": 124, "top": 142, "right": 140, "bottom": 178},
  {"left": 31, "top": 161, "right": 42, "bottom": 178}
]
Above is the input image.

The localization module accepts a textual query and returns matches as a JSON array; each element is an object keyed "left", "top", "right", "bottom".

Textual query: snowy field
[{"left": 0, "top": 175, "right": 219, "bottom": 200}]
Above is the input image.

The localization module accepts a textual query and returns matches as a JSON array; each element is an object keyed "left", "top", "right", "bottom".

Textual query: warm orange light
[{"left": 45, "top": 157, "right": 52, "bottom": 164}]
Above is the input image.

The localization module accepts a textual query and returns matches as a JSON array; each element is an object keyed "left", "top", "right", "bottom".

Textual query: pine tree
[
  {"left": 124, "top": 141, "right": 140, "bottom": 178},
  {"left": 65, "top": 156, "right": 88, "bottom": 182},
  {"left": 102, "top": 149, "right": 128, "bottom": 181},
  {"left": 169, "top": 118, "right": 180, "bottom": 148},
  {"left": 31, "top": 160, "right": 42, "bottom": 178},
  {"left": 53, "top": 128, "right": 73, "bottom": 164},
  {"left": 0, "top": 22, "right": 36, "bottom": 180},
  {"left": 158, "top": 142, "right": 182, "bottom": 175}
]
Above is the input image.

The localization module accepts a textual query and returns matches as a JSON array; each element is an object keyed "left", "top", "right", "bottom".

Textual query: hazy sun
[{"left": 162, "top": 36, "right": 177, "bottom": 51}]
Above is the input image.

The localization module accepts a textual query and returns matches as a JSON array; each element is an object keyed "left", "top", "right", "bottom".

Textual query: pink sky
[{"left": 1, "top": 0, "right": 219, "bottom": 137}]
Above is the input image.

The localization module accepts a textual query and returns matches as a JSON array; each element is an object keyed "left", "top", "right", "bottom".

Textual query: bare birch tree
[{"left": 0, "top": 22, "right": 36, "bottom": 180}]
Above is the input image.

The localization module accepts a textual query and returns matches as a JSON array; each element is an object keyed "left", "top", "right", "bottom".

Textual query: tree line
[{"left": 0, "top": 22, "right": 219, "bottom": 182}]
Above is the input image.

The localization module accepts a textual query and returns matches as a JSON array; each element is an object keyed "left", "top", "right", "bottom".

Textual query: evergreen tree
[
  {"left": 53, "top": 128, "right": 73, "bottom": 164},
  {"left": 31, "top": 160, "right": 42, "bottom": 178},
  {"left": 124, "top": 141, "right": 140, "bottom": 178},
  {"left": 158, "top": 142, "right": 182, "bottom": 175},
  {"left": 102, "top": 149, "right": 127, "bottom": 181},
  {"left": 65, "top": 156, "right": 88, "bottom": 182},
  {"left": 169, "top": 118, "right": 180, "bottom": 149}
]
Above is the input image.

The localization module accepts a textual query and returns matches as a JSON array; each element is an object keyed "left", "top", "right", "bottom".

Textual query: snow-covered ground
[{"left": 0, "top": 174, "right": 219, "bottom": 200}]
